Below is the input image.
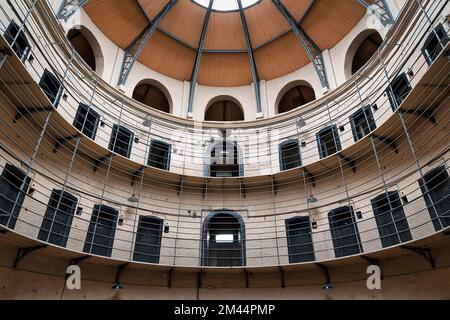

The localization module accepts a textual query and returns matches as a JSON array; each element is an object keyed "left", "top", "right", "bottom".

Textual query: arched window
[
  {"left": 67, "top": 26, "right": 103, "bottom": 74},
  {"left": 371, "top": 191, "right": 412, "bottom": 248},
  {"left": 132, "top": 81, "right": 171, "bottom": 113},
  {"left": 68, "top": 29, "right": 96, "bottom": 70},
  {"left": 201, "top": 211, "right": 246, "bottom": 267},
  {"left": 205, "top": 140, "right": 243, "bottom": 177},
  {"left": 0, "top": 164, "right": 31, "bottom": 229},
  {"left": 285, "top": 216, "right": 315, "bottom": 263},
  {"left": 419, "top": 166, "right": 450, "bottom": 231},
  {"left": 133, "top": 216, "right": 163, "bottom": 263},
  {"left": 277, "top": 83, "right": 316, "bottom": 114},
  {"left": 317, "top": 125, "right": 341, "bottom": 159},
  {"left": 84, "top": 205, "right": 118, "bottom": 257},
  {"left": 38, "top": 189, "right": 78, "bottom": 247},
  {"left": 279, "top": 140, "right": 302, "bottom": 171},
  {"left": 386, "top": 72, "right": 412, "bottom": 111},
  {"left": 205, "top": 98, "right": 244, "bottom": 121},
  {"left": 328, "top": 206, "right": 362, "bottom": 258},
  {"left": 350, "top": 31, "right": 382, "bottom": 75}
]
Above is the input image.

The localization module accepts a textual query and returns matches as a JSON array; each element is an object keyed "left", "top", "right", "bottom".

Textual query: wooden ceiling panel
[
  {"left": 136, "top": 0, "right": 169, "bottom": 20},
  {"left": 280, "top": 0, "right": 315, "bottom": 22},
  {"left": 84, "top": 0, "right": 148, "bottom": 49},
  {"left": 158, "top": 0, "right": 206, "bottom": 47},
  {"left": 255, "top": 32, "right": 309, "bottom": 80},
  {"left": 198, "top": 53, "right": 253, "bottom": 87},
  {"left": 203, "top": 12, "right": 247, "bottom": 50},
  {"left": 139, "top": 31, "right": 196, "bottom": 81},
  {"left": 301, "top": 0, "right": 366, "bottom": 50},
  {"left": 245, "top": 0, "right": 291, "bottom": 48}
]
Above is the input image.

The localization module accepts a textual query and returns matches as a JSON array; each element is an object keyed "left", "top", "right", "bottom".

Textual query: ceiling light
[
  {"left": 297, "top": 117, "right": 307, "bottom": 128},
  {"left": 127, "top": 194, "right": 138, "bottom": 203},
  {"left": 142, "top": 116, "right": 152, "bottom": 127},
  {"left": 308, "top": 195, "right": 318, "bottom": 203},
  {"left": 112, "top": 282, "right": 123, "bottom": 291},
  {"left": 322, "top": 282, "right": 333, "bottom": 291}
]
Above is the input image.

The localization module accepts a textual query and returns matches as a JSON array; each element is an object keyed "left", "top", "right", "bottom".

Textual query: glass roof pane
[{"left": 194, "top": 0, "right": 259, "bottom": 11}]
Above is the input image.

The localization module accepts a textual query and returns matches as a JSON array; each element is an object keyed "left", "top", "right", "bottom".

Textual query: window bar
[
  {"left": 369, "top": 137, "right": 402, "bottom": 244},
  {"left": 7, "top": 29, "right": 76, "bottom": 227},
  {"left": 325, "top": 98, "right": 363, "bottom": 252},
  {"left": 128, "top": 117, "right": 152, "bottom": 261},
  {"left": 377, "top": 45, "right": 441, "bottom": 230},
  {"left": 268, "top": 125, "right": 281, "bottom": 265},
  {"left": 45, "top": 50, "right": 90, "bottom": 242},
  {"left": 173, "top": 124, "right": 188, "bottom": 266},
  {"left": 417, "top": 0, "right": 445, "bottom": 47},
  {"left": 86, "top": 99, "right": 124, "bottom": 254},
  {"left": 398, "top": 112, "right": 442, "bottom": 230}
]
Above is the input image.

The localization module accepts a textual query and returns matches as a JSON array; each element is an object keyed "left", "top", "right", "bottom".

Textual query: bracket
[
  {"left": 177, "top": 176, "right": 185, "bottom": 196},
  {"left": 202, "top": 179, "right": 208, "bottom": 199},
  {"left": 402, "top": 246, "right": 436, "bottom": 269},
  {"left": 113, "top": 263, "right": 130, "bottom": 288},
  {"left": 270, "top": 175, "right": 278, "bottom": 196},
  {"left": 13, "top": 245, "right": 47, "bottom": 268},
  {"left": 93, "top": 153, "right": 113, "bottom": 172},
  {"left": 168, "top": 267, "right": 175, "bottom": 288},
  {"left": 13, "top": 107, "right": 53, "bottom": 123},
  {"left": 239, "top": 178, "right": 246, "bottom": 199},
  {"left": 372, "top": 134, "right": 399, "bottom": 154},
  {"left": 244, "top": 269, "right": 250, "bottom": 288},
  {"left": 304, "top": 168, "right": 316, "bottom": 188},
  {"left": 53, "top": 134, "right": 80, "bottom": 153},
  {"left": 279, "top": 266, "right": 285, "bottom": 289},
  {"left": 69, "top": 255, "right": 90, "bottom": 266},
  {"left": 197, "top": 269, "right": 204, "bottom": 289},
  {"left": 316, "top": 263, "right": 332, "bottom": 288},
  {"left": 339, "top": 154, "right": 357, "bottom": 173},
  {"left": 130, "top": 166, "right": 144, "bottom": 187},
  {"left": 361, "top": 255, "right": 384, "bottom": 280},
  {"left": 398, "top": 109, "right": 436, "bottom": 125}
]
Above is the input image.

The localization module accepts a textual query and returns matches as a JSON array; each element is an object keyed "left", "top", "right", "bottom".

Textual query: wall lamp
[
  {"left": 307, "top": 195, "right": 318, "bottom": 203},
  {"left": 127, "top": 193, "right": 138, "bottom": 203}
]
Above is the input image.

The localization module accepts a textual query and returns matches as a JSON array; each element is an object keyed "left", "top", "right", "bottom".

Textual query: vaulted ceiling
[{"left": 84, "top": 0, "right": 369, "bottom": 87}]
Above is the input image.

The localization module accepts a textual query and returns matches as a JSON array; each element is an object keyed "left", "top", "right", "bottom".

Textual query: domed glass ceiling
[{"left": 193, "top": 0, "right": 260, "bottom": 11}]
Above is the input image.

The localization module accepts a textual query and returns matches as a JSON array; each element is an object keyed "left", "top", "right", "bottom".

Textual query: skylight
[{"left": 193, "top": 0, "right": 260, "bottom": 12}]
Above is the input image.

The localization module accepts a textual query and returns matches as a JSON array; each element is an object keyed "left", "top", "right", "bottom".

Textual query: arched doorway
[
  {"left": 345, "top": 30, "right": 383, "bottom": 78},
  {"left": 205, "top": 140, "right": 243, "bottom": 177},
  {"left": 67, "top": 26, "right": 103, "bottom": 74},
  {"left": 132, "top": 80, "right": 171, "bottom": 114},
  {"left": 201, "top": 210, "right": 246, "bottom": 267},
  {"left": 276, "top": 82, "right": 316, "bottom": 114},
  {"left": 205, "top": 97, "right": 244, "bottom": 121}
]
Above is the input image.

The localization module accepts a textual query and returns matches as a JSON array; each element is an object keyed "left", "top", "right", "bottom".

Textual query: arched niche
[
  {"left": 204, "top": 96, "right": 245, "bottom": 122},
  {"left": 201, "top": 210, "right": 246, "bottom": 267},
  {"left": 275, "top": 81, "right": 316, "bottom": 114},
  {"left": 132, "top": 79, "right": 172, "bottom": 114},
  {"left": 345, "top": 29, "right": 383, "bottom": 78},
  {"left": 67, "top": 26, "right": 104, "bottom": 76},
  {"left": 204, "top": 139, "right": 244, "bottom": 177}
]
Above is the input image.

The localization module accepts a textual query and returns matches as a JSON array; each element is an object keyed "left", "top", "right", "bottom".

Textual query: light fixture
[
  {"left": 297, "top": 117, "right": 307, "bottom": 128},
  {"left": 127, "top": 194, "right": 138, "bottom": 203},
  {"left": 308, "top": 195, "right": 318, "bottom": 203},
  {"left": 142, "top": 115, "right": 152, "bottom": 127},
  {"left": 111, "top": 282, "right": 123, "bottom": 291},
  {"left": 62, "top": 93, "right": 68, "bottom": 101},
  {"left": 322, "top": 282, "right": 333, "bottom": 291}
]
